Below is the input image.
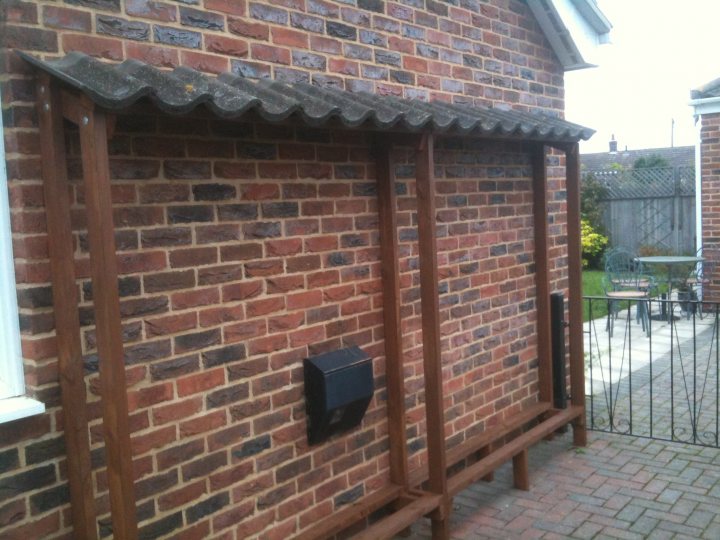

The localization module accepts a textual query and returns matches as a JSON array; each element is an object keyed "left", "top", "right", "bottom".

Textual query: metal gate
[{"left": 585, "top": 296, "right": 720, "bottom": 447}]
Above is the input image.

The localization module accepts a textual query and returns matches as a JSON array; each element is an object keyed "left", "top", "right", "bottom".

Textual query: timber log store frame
[{"left": 21, "top": 52, "right": 590, "bottom": 540}]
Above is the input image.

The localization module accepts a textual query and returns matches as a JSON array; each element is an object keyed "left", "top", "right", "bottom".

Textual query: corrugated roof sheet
[{"left": 20, "top": 51, "right": 594, "bottom": 142}]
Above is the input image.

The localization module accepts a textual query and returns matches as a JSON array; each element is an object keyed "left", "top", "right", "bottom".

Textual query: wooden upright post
[
  {"left": 532, "top": 144, "right": 553, "bottom": 405},
  {"left": 37, "top": 79, "right": 98, "bottom": 540},
  {"left": 76, "top": 99, "right": 138, "bottom": 539},
  {"left": 375, "top": 137, "right": 409, "bottom": 488},
  {"left": 564, "top": 143, "right": 587, "bottom": 447},
  {"left": 415, "top": 133, "right": 449, "bottom": 539}
]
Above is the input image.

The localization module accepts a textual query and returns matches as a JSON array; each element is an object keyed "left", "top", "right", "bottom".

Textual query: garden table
[{"left": 635, "top": 255, "right": 703, "bottom": 321}]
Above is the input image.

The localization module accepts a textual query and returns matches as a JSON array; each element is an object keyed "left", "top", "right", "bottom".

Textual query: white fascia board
[
  {"left": 527, "top": 0, "right": 611, "bottom": 71},
  {"left": 690, "top": 96, "right": 720, "bottom": 116}
]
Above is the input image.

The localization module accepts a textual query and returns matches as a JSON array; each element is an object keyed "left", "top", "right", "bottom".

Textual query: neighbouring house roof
[
  {"left": 581, "top": 145, "right": 695, "bottom": 171},
  {"left": 527, "top": 0, "right": 612, "bottom": 71},
  {"left": 19, "top": 52, "right": 594, "bottom": 143}
]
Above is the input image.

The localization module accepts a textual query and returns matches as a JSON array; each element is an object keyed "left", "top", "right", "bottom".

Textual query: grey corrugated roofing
[
  {"left": 692, "top": 77, "right": 720, "bottom": 100},
  {"left": 19, "top": 51, "right": 594, "bottom": 142}
]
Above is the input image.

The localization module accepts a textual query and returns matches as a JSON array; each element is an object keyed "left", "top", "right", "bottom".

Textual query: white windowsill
[{"left": 0, "top": 396, "right": 45, "bottom": 424}]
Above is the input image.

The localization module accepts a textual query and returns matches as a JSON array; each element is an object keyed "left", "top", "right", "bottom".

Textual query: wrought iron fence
[{"left": 585, "top": 295, "right": 720, "bottom": 447}]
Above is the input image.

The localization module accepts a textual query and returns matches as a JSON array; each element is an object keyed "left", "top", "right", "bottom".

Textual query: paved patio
[{"left": 406, "top": 430, "right": 720, "bottom": 539}]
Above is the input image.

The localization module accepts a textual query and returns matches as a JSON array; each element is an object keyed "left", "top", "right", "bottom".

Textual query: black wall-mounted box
[{"left": 303, "top": 346, "right": 373, "bottom": 445}]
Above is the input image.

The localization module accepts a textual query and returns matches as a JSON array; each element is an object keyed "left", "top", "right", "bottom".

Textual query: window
[{"left": 0, "top": 87, "right": 44, "bottom": 422}]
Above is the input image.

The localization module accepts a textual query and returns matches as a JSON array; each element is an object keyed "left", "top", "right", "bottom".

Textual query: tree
[
  {"left": 633, "top": 154, "right": 669, "bottom": 169},
  {"left": 580, "top": 172, "right": 608, "bottom": 234}
]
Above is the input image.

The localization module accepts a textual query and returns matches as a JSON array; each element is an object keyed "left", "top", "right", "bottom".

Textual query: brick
[
  {"left": 97, "top": 15, "right": 150, "bottom": 40},
  {"left": 163, "top": 159, "right": 211, "bottom": 180},
  {"left": 182, "top": 451, "right": 227, "bottom": 481},
  {"left": 175, "top": 328, "right": 221, "bottom": 353},
  {"left": 273, "top": 28, "right": 309, "bottom": 48},
  {"left": 126, "top": 0, "right": 176, "bottom": 21},
  {"left": 154, "top": 25, "right": 202, "bottom": 49},
  {"left": 0, "top": 499, "right": 25, "bottom": 528},
  {"left": 141, "top": 227, "right": 192, "bottom": 248},
  {"left": 180, "top": 410, "right": 226, "bottom": 437},
  {"left": 4, "top": 26, "right": 57, "bottom": 52},
  {"left": 43, "top": 6, "right": 91, "bottom": 30},
  {"left": 180, "top": 6, "right": 224, "bottom": 29},
  {"left": 0, "top": 465, "right": 56, "bottom": 503},
  {"left": 250, "top": 3, "right": 287, "bottom": 24},
  {"left": 144, "top": 270, "right": 195, "bottom": 293},
  {"left": 218, "top": 204, "right": 258, "bottom": 221},
  {"left": 223, "top": 280, "right": 263, "bottom": 302},
  {"left": 232, "top": 434, "right": 271, "bottom": 459},
  {"left": 206, "top": 383, "right": 249, "bottom": 409},
  {"left": 186, "top": 492, "right": 230, "bottom": 524},
  {"left": 205, "top": 0, "right": 245, "bottom": 15},
  {"left": 169, "top": 247, "right": 218, "bottom": 268},
  {"left": 228, "top": 17, "right": 269, "bottom": 40},
  {"left": 251, "top": 44, "right": 291, "bottom": 65},
  {"left": 61, "top": 34, "right": 122, "bottom": 60},
  {"left": 25, "top": 437, "right": 65, "bottom": 465},
  {"left": 177, "top": 368, "right": 226, "bottom": 396},
  {"left": 326, "top": 21, "right": 357, "bottom": 40},
  {"left": 150, "top": 355, "right": 200, "bottom": 381},
  {"left": 205, "top": 34, "right": 248, "bottom": 56},
  {"left": 145, "top": 312, "right": 197, "bottom": 337}
]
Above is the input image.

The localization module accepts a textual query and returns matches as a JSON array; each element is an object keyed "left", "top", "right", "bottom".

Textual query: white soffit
[{"left": 527, "top": 0, "right": 612, "bottom": 71}]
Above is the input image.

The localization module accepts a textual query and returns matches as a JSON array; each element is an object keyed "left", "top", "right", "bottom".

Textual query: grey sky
[{"left": 565, "top": 0, "right": 720, "bottom": 153}]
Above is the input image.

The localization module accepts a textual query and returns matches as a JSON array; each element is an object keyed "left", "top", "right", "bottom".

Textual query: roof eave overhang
[
  {"left": 527, "top": 0, "right": 611, "bottom": 72},
  {"left": 690, "top": 96, "right": 720, "bottom": 116}
]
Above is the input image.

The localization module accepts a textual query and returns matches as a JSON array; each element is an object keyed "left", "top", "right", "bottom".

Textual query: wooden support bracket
[
  {"left": 37, "top": 77, "right": 98, "bottom": 540},
  {"left": 77, "top": 101, "right": 138, "bottom": 539}
]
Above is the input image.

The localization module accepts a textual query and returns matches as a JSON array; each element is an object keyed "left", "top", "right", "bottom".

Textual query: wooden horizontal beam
[
  {"left": 409, "top": 402, "right": 552, "bottom": 488},
  {"left": 446, "top": 402, "right": 551, "bottom": 467},
  {"left": 447, "top": 406, "right": 583, "bottom": 496},
  {"left": 352, "top": 493, "right": 443, "bottom": 540},
  {"left": 293, "top": 485, "right": 403, "bottom": 540}
]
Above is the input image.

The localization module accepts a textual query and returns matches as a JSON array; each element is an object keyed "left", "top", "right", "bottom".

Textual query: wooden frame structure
[{"left": 35, "top": 78, "right": 587, "bottom": 539}]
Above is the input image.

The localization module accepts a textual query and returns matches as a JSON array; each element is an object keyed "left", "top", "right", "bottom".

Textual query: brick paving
[{"left": 404, "top": 430, "right": 720, "bottom": 539}]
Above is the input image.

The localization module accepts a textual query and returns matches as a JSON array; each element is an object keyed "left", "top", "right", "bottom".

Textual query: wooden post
[
  {"left": 532, "top": 144, "right": 553, "bottom": 405},
  {"left": 564, "top": 143, "right": 587, "bottom": 447},
  {"left": 512, "top": 450, "right": 530, "bottom": 491},
  {"left": 415, "top": 133, "right": 449, "bottom": 539},
  {"left": 37, "top": 79, "right": 98, "bottom": 540},
  {"left": 374, "top": 137, "right": 409, "bottom": 488},
  {"left": 477, "top": 444, "right": 494, "bottom": 482},
  {"left": 76, "top": 99, "right": 138, "bottom": 539}
]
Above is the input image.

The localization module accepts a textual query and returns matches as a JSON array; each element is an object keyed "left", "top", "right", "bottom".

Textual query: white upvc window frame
[{"left": 0, "top": 87, "right": 45, "bottom": 423}]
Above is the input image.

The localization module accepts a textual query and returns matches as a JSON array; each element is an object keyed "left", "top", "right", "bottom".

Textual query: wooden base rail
[
  {"left": 293, "top": 485, "right": 401, "bottom": 540},
  {"left": 296, "top": 404, "right": 581, "bottom": 539},
  {"left": 448, "top": 406, "right": 583, "bottom": 496}
]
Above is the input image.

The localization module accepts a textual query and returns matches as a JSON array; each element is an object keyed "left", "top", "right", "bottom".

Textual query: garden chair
[{"left": 601, "top": 274, "right": 652, "bottom": 337}]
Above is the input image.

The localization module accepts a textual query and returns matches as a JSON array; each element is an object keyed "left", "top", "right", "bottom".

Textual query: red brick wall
[
  {"left": 0, "top": 0, "right": 571, "bottom": 537},
  {"left": 700, "top": 112, "right": 720, "bottom": 299}
]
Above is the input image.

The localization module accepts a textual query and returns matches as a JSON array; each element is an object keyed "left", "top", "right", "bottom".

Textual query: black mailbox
[{"left": 304, "top": 346, "right": 373, "bottom": 445}]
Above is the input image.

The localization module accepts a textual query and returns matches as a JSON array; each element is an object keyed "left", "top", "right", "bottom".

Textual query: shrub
[{"left": 581, "top": 219, "right": 608, "bottom": 269}]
